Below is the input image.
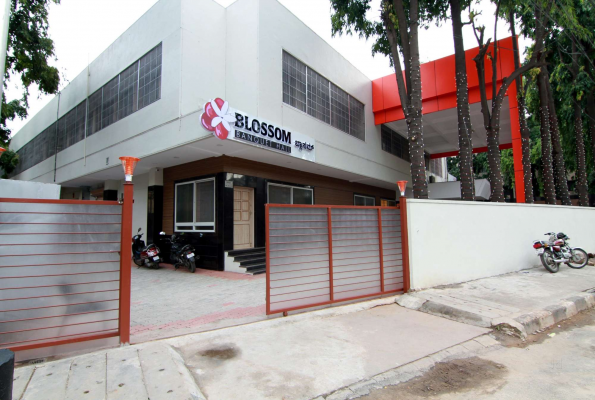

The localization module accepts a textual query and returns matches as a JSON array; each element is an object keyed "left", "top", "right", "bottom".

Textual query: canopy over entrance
[{"left": 371, "top": 36, "right": 525, "bottom": 202}]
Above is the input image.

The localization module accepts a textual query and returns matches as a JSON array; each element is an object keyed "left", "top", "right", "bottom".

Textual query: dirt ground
[
  {"left": 360, "top": 308, "right": 595, "bottom": 400},
  {"left": 360, "top": 357, "right": 507, "bottom": 399}
]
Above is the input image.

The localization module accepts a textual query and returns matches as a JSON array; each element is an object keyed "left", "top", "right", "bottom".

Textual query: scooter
[
  {"left": 132, "top": 228, "right": 161, "bottom": 269},
  {"left": 159, "top": 232, "right": 198, "bottom": 273}
]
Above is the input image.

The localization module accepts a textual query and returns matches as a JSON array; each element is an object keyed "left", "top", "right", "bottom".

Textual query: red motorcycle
[{"left": 533, "top": 232, "right": 588, "bottom": 273}]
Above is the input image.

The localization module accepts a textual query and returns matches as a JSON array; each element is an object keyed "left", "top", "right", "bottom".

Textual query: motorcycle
[
  {"left": 533, "top": 232, "right": 588, "bottom": 273},
  {"left": 132, "top": 228, "right": 161, "bottom": 269},
  {"left": 159, "top": 232, "right": 198, "bottom": 273}
]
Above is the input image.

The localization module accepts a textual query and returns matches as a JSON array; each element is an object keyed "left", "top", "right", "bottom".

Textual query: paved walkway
[
  {"left": 398, "top": 265, "right": 595, "bottom": 333},
  {"left": 13, "top": 296, "right": 488, "bottom": 400},
  {"left": 130, "top": 263, "right": 266, "bottom": 343}
]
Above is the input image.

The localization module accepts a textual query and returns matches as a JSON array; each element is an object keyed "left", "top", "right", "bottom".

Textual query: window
[
  {"left": 12, "top": 43, "right": 162, "bottom": 174},
  {"left": 429, "top": 158, "right": 444, "bottom": 178},
  {"left": 268, "top": 183, "right": 313, "bottom": 205},
  {"left": 118, "top": 62, "right": 139, "bottom": 119},
  {"left": 87, "top": 89, "right": 102, "bottom": 136},
  {"left": 175, "top": 178, "right": 215, "bottom": 232},
  {"left": 307, "top": 68, "right": 330, "bottom": 123},
  {"left": 101, "top": 76, "right": 119, "bottom": 129},
  {"left": 138, "top": 43, "right": 162, "bottom": 110},
  {"left": 381, "top": 125, "right": 410, "bottom": 162},
  {"left": 381, "top": 199, "right": 397, "bottom": 207},
  {"left": 283, "top": 51, "right": 307, "bottom": 112},
  {"left": 282, "top": 51, "right": 365, "bottom": 141},
  {"left": 354, "top": 194, "right": 375, "bottom": 206}
]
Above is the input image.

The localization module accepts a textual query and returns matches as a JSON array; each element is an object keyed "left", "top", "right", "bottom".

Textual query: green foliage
[
  {"left": 1, "top": 0, "right": 61, "bottom": 148},
  {"left": 0, "top": 149, "right": 19, "bottom": 178}
]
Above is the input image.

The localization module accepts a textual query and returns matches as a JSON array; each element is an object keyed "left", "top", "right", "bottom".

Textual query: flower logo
[{"left": 201, "top": 98, "right": 236, "bottom": 140}]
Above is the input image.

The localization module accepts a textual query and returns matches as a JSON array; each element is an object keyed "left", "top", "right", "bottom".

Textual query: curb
[
  {"left": 398, "top": 292, "right": 595, "bottom": 339},
  {"left": 493, "top": 292, "right": 595, "bottom": 338},
  {"left": 312, "top": 334, "right": 501, "bottom": 400}
]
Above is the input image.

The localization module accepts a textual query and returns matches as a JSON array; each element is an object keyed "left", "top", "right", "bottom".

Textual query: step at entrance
[{"left": 228, "top": 247, "right": 266, "bottom": 275}]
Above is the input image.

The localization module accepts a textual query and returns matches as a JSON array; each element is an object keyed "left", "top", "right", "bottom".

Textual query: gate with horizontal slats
[
  {"left": 0, "top": 198, "right": 130, "bottom": 353},
  {"left": 265, "top": 203, "right": 409, "bottom": 315}
]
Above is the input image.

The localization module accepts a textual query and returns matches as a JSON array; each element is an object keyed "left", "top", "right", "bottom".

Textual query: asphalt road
[{"left": 359, "top": 309, "right": 595, "bottom": 400}]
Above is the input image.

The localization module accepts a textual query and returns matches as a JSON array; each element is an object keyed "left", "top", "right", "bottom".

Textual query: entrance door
[{"left": 233, "top": 186, "right": 254, "bottom": 249}]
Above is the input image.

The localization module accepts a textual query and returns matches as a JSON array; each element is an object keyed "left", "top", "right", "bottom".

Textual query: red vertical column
[
  {"left": 265, "top": 205, "right": 271, "bottom": 315},
  {"left": 377, "top": 208, "right": 385, "bottom": 293},
  {"left": 119, "top": 183, "right": 134, "bottom": 344},
  {"left": 327, "top": 207, "right": 334, "bottom": 302},
  {"left": 508, "top": 79, "right": 526, "bottom": 203},
  {"left": 399, "top": 197, "right": 410, "bottom": 293}
]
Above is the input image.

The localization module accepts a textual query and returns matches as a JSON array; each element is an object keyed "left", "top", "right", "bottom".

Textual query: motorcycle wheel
[
  {"left": 540, "top": 251, "right": 559, "bottom": 273},
  {"left": 151, "top": 263, "right": 160, "bottom": 270},
  {"left": 188, "top": 259, "right": 196, "bottom": 273},
  {"left": 132, "top": 256, "right": 143, "bottom": 267},
  {"left": 567, "top": 249, "right": 588, "bottom": 269}
]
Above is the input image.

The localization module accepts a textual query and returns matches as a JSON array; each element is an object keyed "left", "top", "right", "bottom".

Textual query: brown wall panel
[{"left": 163, "top": 155, "right": 396, "bottom": 233}]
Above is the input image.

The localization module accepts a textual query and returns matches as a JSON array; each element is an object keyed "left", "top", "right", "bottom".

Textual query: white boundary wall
[{"left": 406, "top": 199, "right": 595, "bottom": 290}]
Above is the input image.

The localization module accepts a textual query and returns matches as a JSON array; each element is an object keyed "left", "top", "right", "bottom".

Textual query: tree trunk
[
  {"left": 544, "top": 74, "right": 571, "bottom": 205},
  {"left": 405, "top": 0, "right": 428, "bottom": 199},
  {"left": 587, "top": 94, "right": 595, "bottom": 174},
  {"left": 573, "top": 101, "right": 589, "bottom": 206},
  {"left": 510, "top": 14, "right": 534, "bottom": 203},
  {"left": 382, "top": 2, "right": 428, "bottom": 199},
  {"left": 536, "top": 68, "right": 557, "bottom": 204},
  {"left": 449, "top": 0, "right": 475, "bottom": 201}
]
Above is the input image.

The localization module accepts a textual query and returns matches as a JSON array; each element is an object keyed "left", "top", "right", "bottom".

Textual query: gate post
[
  {"left": 119, "top": 183, "right": 134, "bottom": 344},
  {"left": 399, "top": 197, "right": 410, "bottom": 293}
]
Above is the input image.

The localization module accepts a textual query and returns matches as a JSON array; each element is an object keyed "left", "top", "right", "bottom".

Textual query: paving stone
[
  {"left": 65, "top": 352, "right": 107, "bottom": 400},
  {"left": 12, "top": 365, "right": 35, "bottom": 400},
  {"left": 461, "top": 339, "right": 485, "bottom": 353},
  {"left": 106, "top": 346, "right": 148, "bottom": 400},
  {"left": 325, "top": 387, "right": 354, "bottom": 400},
  {"left": 22, "top": 359, "right": 73, "bottom": 400},
  {"left": 473, "top": 335, "right": 499, "bottom": 348}
]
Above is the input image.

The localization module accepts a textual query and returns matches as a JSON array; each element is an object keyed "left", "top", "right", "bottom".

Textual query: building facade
[{"left": 10, "top": 0, "right": 446, "bottom": 271}]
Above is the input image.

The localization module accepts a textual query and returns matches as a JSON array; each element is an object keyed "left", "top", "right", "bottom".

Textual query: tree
[
  {"left": 1, "top": 0, "right": 60, "bottom": 148},
  {"left": 470, "top": 1, "right": 545, "bottom": 202},
  {"left": 448, "top": 0, "right": 475, "bottom": 200},
  {"left": 330, "top": 0, "right": 429, "bottom": 199}
]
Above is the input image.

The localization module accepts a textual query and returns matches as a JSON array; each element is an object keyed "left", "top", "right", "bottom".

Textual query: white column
[{"left": 0, "top": 0, "right": 11, "bottom": 103}]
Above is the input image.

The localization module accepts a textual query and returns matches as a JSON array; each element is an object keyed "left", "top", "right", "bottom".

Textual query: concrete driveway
[{"left": 130, "top": 262, "right": 266, "bottom": 343}]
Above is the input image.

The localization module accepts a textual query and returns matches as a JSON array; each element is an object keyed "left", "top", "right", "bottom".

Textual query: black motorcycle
[
  {"left": 132, "top": 228, "right": 161, "bottom": 269},
  {"left": 159, "top": 232, "right": 198, "bottom": 273}
]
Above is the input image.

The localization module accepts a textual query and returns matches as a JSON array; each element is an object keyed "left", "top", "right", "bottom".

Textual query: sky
[{"left": 5, "top": 0, "right": 530, "bottom": 136}]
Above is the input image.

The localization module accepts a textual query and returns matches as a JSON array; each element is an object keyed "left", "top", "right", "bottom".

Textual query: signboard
[{"left": 201, "top": 98, "right": 315, "bottom": 162}]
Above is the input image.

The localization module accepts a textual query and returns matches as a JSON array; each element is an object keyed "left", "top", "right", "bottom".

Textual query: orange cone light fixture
[
  {"left": 119, "top": 156, "right": 140, "bottom": 182},
  {"left": 397, "top": 180, "right": 408, "bottom": 197}
]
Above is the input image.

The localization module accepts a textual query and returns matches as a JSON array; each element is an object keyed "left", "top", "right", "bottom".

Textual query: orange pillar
[
  {"left": 399, "top": 197, "right": 410, "bottom": 292},
  {"left": 507, "top": 78, "right": 525, "bottom": 203},
  {"left": 119, "top": 183, "right": 134, "bottom": 344}
]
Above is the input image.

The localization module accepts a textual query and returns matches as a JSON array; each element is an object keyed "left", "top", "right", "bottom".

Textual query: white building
[{"left": 8, "top": 0, "right": 447, "bottom": 271}]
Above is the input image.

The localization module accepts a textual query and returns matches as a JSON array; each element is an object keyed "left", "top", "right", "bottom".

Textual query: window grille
[
  {"left": 12, "top": 43, "right": 162, "bottom": 174},
  {"left": 101, "top": 76, "right": 119, "bottom": 129},
  {"left": 87, "top": 89, "right": 102, "bottom": 137},
  {"left": 307, "top": 68, "right": 330, "bottom": 124},
  {"left": 282, "top": 51, "right": 365, "bottom": 141},
  {"left": 282, "top": 51, "right": 307, "bottom": 113},
  {"left": 138, "top": 43, "right": 162, "bottom": 110},
  {"left": 380, "top": 125, "right": 410, "bottom": 162},
  {"left": 118, "top": 62, "right": 139, "bottom": 119}
]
